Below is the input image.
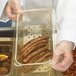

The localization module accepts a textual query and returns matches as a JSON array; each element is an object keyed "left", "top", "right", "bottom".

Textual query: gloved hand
[
  {"left": 51, "top": 40, "right": 74, "bottom": 72},
  {"left": 6, "top": 0, "right": 21, "bottom": 20}
]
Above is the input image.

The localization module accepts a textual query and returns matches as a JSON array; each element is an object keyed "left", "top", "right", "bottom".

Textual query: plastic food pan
[{"left": 14, "top": 8, "right": 55, "bottom": 73}]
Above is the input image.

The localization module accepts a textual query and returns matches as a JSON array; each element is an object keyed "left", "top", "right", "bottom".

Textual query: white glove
[
  {"left": 6, "top": 0, "right": 21, "bottom": 20},
  {"left": 51, "top": 40, "right": 74, "bottom": 72}
]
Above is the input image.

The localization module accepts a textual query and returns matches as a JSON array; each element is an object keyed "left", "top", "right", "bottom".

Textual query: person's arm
[
  {"left": 51, "top": 0, "right": 76, "bottom": 72},
  {"left": 59, "top": 0, "right": 76, "bottom": 45},
  {"left": 0, "top": 0, "right": 8, "bottom": 18}
]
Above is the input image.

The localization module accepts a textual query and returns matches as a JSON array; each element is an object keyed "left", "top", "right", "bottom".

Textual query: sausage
[
  {"left": 23, "top": 51, "right": 46, "bottom": 63},
  {"left": 22, "top": 51, "right": 51, "bottom": 73},
  {"left": 21, "top": 36, "right": 49, "bottom": 53},
  {"left": 21, "top": 40, "right": 48, "bottom": 59},
  {"left": 27, "top": 51, "right": 51, "bottom": 63},
  {"left": 35, "top": 52, "right": 51, "bottom": 63},
  {"left": 22, "top": 46, "right": 48, "bottom": 63},
  {"left": 19, "top": 36, "right": 52, "bottom": 73}
]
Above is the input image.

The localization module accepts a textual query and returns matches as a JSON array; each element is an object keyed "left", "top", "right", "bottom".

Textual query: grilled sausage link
[
  {"left": 26, "top": 51, "right": 51, "bottom": 63},
  {"left": 21, "top": 36, "right": 49, "bottom": 53},
  {"left": 35, "top": 52, "right": 51, "bottom": 63},
  {"left": 21, "top": 39, "right": 48, "bottom": 59},
  {"left": 23, "top": 46, "right": 48, "bottom": 63}
]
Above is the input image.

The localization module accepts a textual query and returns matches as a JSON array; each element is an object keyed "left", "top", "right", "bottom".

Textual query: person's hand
[
  {"left": 51, "top": 40, "right": 74, "bottom": 72},
  {"left": 6, "top": 0, "right": 21, "bottom": 20}
]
